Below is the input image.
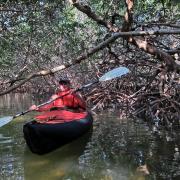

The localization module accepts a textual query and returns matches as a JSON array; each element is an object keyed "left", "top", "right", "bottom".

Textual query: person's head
[{"left": 58, "top": 79, "right": 71, "bottom": 91}]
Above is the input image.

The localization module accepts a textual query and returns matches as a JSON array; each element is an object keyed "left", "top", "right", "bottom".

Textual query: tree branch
[
  {"left": 69, "top": 0, "right": 117, "bottom": 31},
  {"left": 1, "top": 1, "right": 179, "bottom": 95},
  {"left": 70, "top": 0, "right": 180, "bottom": 72},
  {"left": 2, "top": 28, "right": 180, "bottom": 96},
  {"left": 0, "top": 33, "right": 122, "bottom": 96}
]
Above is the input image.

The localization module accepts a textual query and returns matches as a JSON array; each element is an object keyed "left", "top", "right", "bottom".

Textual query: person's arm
[
  {"left": 29, "top": 102, "right": 54, "bottom": 112},
  {"left": 29, "top": 94, "right": 58, "bottom": 112},
  {"left": 73, "top": 92, "right": 86, "bottom": 110}
]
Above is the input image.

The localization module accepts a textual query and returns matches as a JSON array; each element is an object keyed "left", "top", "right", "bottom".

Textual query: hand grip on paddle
[{"left": 29, "top": 105, "right": 38, "bottom": 111}]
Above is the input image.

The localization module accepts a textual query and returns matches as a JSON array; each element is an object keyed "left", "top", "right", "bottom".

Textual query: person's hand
[
  {"left": 51, "top": 94, "right": 59, "bottom": 100},
  {"left": 29, "top": 105, "right": 38, "bottom": 111}
]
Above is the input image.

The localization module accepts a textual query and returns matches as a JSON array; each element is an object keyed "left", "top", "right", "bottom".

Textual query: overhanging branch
[
  {"left": 1, "top": 28, "right": 180, "bottom": 96},
  {"left": 70, "top": 0, "right": 180, "bottom": 72},
  {"left": 0, "top": 34, "right": 121, "bottom": 96}
]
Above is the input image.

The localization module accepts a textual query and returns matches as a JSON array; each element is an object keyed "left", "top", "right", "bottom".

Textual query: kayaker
[{"left": 29, "top": 79, "right": 86, "bottom": 112}]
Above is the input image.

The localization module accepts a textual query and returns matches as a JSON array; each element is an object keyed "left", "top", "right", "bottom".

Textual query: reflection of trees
[
  {"left": 0, "top": 93, "right": 33, "bottom": 116},
  {"left": 0, "top": 94, "right": 34, "bottom": 179},
  {"left": 147, "top": 130, "right": 180, "bottom": 179},
  {"left": 0, "top": 123, "right": 25, "bottom": 179},
  {"left": 78, "top": 113, "right": 180, "bottom": 179}
]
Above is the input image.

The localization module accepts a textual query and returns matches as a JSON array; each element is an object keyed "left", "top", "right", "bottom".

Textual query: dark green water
[{"left": 0, "top": 94, "right": 180, "bottom": 180}]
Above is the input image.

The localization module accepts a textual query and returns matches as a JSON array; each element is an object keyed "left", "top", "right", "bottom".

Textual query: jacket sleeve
[
  {"left": 36, "top": 92, "right": 64, "bottom": 111},
  {"left": 36, "top": 94, "right": 57, "bottom": 112}
]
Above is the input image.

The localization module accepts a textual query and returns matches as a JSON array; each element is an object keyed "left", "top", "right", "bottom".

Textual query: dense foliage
[{"left": 0, "top": 0, "right": 179, "bottom": 128}]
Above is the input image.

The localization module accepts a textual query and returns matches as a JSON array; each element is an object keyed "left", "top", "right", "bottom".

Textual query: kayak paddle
[
  {"left": 0, "top": 66, "right": 129, "bottom": 127},
  {"left": 79, "top": 66, "right": 129, "bottom": 89}
]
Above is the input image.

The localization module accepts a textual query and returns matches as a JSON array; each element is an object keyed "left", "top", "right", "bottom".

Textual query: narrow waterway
[{"left": 0, "top": 94, "right": 179, "bottom": 179}]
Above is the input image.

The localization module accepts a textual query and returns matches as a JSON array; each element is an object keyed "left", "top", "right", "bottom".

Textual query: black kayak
[{"left": 23, "top": 111, "right": 93, "bottom": 155}]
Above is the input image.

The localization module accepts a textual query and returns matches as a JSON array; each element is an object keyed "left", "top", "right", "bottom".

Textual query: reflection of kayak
[
  {"left": 24, "top": 130, "right": 92, "bottom": 180},
  {"left": 23, "top": 110, "right": 93, "bottom": 155},
  {"left": 24, "top": 133, "right": 93, "bottom": 179}
]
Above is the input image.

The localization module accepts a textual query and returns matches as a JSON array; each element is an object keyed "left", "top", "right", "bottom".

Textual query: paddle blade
[
  {"left": 0, "top": 116, "right": 13, "bottom": 127},
  {"left": 99, "top": 67, "right": 129, "bottom": 81}
]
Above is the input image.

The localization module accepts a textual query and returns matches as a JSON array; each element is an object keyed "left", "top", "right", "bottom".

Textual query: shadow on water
[{"left": 24, "top": 130, "right": 93, "bottom": 180}]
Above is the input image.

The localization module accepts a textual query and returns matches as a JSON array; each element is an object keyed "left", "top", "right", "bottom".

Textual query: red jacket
[{"left": 37, "top": 90, "right": 86, "bottom": 112}]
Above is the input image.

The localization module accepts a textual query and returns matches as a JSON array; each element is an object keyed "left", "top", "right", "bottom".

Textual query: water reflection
[
  {"left": 24, "top": 132, "right": 92, "bottom": 180},
  {"left": 0, "top": 93, "right": 34, "bottom": 116},
  {"left": 0, "top": 94, "right": 180, "bottom": 179},
  {"left": 78, "top": 115, "right": 150, "bottom": 179},
  {"left": 0, "top": 121, "right": 25, "bottom": 180}
]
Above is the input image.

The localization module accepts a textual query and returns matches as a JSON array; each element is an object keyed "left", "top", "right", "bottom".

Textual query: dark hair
[{"left": 58, "top": 79, "right": 70, "bottom": 85}]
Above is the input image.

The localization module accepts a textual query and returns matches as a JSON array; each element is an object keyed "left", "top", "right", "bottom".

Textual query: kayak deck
[{"left": 35, "top": 110, "right": 88, "bottom": 124}]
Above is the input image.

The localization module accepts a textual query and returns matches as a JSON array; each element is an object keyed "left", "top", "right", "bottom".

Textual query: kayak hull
[{"left": 23, "top": 112, "right": 93, "bottom": 155}]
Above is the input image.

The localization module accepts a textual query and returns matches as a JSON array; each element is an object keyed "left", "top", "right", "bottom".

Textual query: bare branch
[
  {"left": 69, "top": 0, "right": 117, "bottom": 31},
  {"left": 0, "top": 34, "right": 122, "bottom": 96},
  {"left": 146, "top": 23, "right": 180, "bottom": 28},
  {"left": 70, "top": 0, "right": 180, "bottom": 72},
  {"left": 122, "top": 0, "right": 134, "bottom": 31}
]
